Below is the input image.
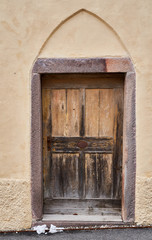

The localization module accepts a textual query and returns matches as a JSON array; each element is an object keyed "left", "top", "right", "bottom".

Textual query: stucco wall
[{"left": 0, "top": 0, "right": 152, "bottom": 230}]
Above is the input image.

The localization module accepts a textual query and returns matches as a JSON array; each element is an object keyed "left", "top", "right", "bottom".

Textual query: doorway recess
[{"left": 31, "top": 58, "right": 136, "bottom": 226}]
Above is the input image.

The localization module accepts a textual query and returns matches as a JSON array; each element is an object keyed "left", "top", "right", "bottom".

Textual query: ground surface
[{"left": 0, "top": 228, "right": 152, "bottom": 240}]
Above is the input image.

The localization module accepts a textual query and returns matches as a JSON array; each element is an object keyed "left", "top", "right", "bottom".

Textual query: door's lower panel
[{"left": 49, "top": 152, "right": 115, "bottom": 199}]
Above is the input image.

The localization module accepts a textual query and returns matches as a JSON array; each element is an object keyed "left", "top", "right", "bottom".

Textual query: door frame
[{"left": 31, "top": 57, "right": 136, "bottom": 224}]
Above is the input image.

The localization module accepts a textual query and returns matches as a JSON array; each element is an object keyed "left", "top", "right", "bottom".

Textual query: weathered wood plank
[
  {"left": 99, "top": 89, "right": 114, "bottom": 137},
  {"left": 44, "top": 208, "right": 121, "bottom": 216},
  {"left": 85, "top": 153, "right": 98, "bottom": 198},
  {"left": 44, "top": 199, "right": 121, "bottom": 215},
  {"left": 85, "top": 89, "right": 99, "bottom": 137},
  {"left": 80, "top": 89, "right": 85, "bottom": 136},
  {"left": 44, "top": 199, "right": 121, "bottom": 207},
  {"left": 47, "top": 137, "right": 113, "bottom": 152},
  {"left": 78, "top": 151, "right": 85, "bottom": 199},
  {"left": 113, "top": 88, "right": 123, "bottom": 199},
  {"left": 42, "top": 88, "right": 52, "bottom": 198},
  {"left": 85, "top": 154, "right": 113, "bottom": 198},
  {"left": 43, "top": 214, "right": 122, "bottom": 222},
  {"left": 51, "top": 89, "right": 66, "bottom": 136},
  {"left": 100, "top": 154, "right": 113, "bottom": 198},
  {"left": 42, "top": 73, "right": 124, "bottom": 89},
  {"left": 65, "top": 89, "right": 80, "bottom": 137}
]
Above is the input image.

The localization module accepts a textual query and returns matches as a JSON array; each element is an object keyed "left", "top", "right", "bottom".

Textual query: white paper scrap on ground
[
  {"left": 49, "top": 224, "right": 64, "bottom": 234},
  {"left": 33, "top": 224, "right": 48, "bottom": 234}
]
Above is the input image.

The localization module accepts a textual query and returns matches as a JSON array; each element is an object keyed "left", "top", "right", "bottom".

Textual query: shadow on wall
[{"left": 38, "top": 9, "right": 128, "bottom": 58}]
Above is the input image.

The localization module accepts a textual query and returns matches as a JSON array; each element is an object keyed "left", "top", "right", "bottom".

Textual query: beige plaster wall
[
  {"left": 39, "top": 10, "right": 128, "bottom": 58},
  {"left": 0, "top": 180, "right": 31, "bottom": 230},
  {"left": 0, "top": 0, "right": 152, "bottom": 230}
]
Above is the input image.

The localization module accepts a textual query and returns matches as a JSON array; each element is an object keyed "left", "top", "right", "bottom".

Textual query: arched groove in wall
[{"left": 35, "top": 8, "right": 130, "bottom": 59}]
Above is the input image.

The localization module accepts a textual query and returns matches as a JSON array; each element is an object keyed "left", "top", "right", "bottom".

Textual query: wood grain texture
[
  {"left": 113, "top": 88, "right": 123, "bottom": 199},
  {"left": 42, "top": 73, "right": 124, "bottom": 89},
  {"left": 85, "top": 89, "right": 99, "bottom": 137},
  {"left": 99, "top": 89, "right": 114, "bottom": 137},
  {"left": 44, "top": 199, "right": 121, "bottom": 209},
  {"left": 51, "top": 89, "right": 81, "bottom": 137},
  {"left": 85, "top": 89, "right": 115, "bottom": 137},
  {"left": 44, "top": 199, "right": 121, "bottom": 215},
  {"left": 85, "top": 154, "right": 113, "bottom": 199},
  {"left": 42, "top": 214, "right": 122, "bottom": 222},
  {"left": 80, "top": 89, "right": 85, "bottom": 136},
  {"left": 50, "top": 153, "right": 79, "bottom": 198},
  {"left": 51, "top": 89, "right": 66, "bottom": 136},
  {"left": 48, "top": 137, "right": 113, "bottom": 153},
  {"left": 42, "top": 88, "right": 52, "bottom": 198},
  {"left": 65, "top": 89, "right": 80, "bottom": 137}
]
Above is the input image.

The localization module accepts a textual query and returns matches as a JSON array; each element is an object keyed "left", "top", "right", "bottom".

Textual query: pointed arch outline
[{"left": 35, "top": 9, "right": 130, "bottom": 59}]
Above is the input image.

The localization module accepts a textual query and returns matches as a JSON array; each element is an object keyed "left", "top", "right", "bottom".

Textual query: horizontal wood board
[
  {"left": 42, "top": 73, "right": 124, "bottom": 89},
  {"left": 44, "top": 199, "right": 121, "bottom": 215},
  {"left": 47, "top": 137, "right": 113, "bottom": 153},
  {"left": 43, "top": 214, "right": 122, "bottom": 222}
]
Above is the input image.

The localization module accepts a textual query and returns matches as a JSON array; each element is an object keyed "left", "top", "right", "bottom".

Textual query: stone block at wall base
[{"left": 0, "top": 179, "right": 32, "bottom": 231}]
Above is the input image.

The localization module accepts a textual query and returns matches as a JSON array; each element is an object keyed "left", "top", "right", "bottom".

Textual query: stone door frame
[{"left": 31, "top": 57, "right": 136, "bottom": 224}]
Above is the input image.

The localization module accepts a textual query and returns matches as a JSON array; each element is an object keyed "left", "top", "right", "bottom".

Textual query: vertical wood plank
[
  {"left": 100, "top": 154, "right": 113, "bottom": 198},
  {"left": 51, "top": 89, "right": 66, "bottom": 136},
  {"left": 85, "top": 154, "right": 113, "bottom": 198},
  {"left": 99, "top": 89, "right": 114, "bottom": 137},
  {"left": 78, "top": 151, "right": 85, "bottom": 199},
  {"left": 80, "top": 89, "right": 85, "bottom": 136},
  {"left": 51, "top": 153, "right": 79, "bottom": 198},
  {"left": 85, "top": 153, "right": 98, "bottom": 198},
  {"left": 65, "top": 89, "right": 80, "bottom": 137},
  {"left": 85, "top": 89, "right": 99, "bottom": 137},
  {"left": 113, "top": 88, "right": 123, "bottom": 199},
  {"left": 42, "top": 88, "right": 52, "bottom": 198}
]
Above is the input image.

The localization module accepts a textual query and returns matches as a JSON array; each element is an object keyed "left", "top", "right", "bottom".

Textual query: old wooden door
[{"left": 42, "top": 73, "right": 124, "bottom": 219}]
